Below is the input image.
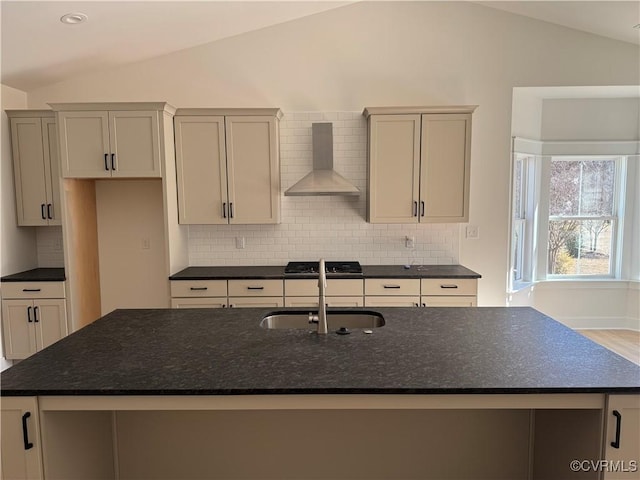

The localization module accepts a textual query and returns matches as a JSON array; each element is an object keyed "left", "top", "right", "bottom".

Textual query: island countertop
[{"left": 2, "top": 307, "right": 639, "bottom": 396}]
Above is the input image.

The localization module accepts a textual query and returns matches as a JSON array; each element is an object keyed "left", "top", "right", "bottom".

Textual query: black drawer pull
[
  {"left": 22, "top": 412, "right": 34, "bottom": 450},
  {"left": 22, "top": 288, "right": 41, "bottom": 292},
  {"left": 189, "top": 287, "right": 208, "bottom": 291},
  {"left": 611, "top": 410, "right": 622, "bottom": 449},
  {"left": 440, "top": 284, "right": 459, "bottom": 289},
  {"left": 27, "top": 306, "right": 33, "bottom": 323},
  {"left": 247, "top": 286, "right": 264, "bottom": 290},
  {"left": 104, "top": 153, "right": 110, "bottom": 170},
  {"left": 383, "top": 285, "right": 401, "bottom": 289}
]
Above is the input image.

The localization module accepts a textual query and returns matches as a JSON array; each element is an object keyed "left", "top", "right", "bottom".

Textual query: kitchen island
[{"left": 2, "top": 307, "right": 639, "bottom": 479}]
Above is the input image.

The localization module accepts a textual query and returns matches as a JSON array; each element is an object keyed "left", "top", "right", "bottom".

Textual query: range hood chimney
[{"left": 284, "top": 123, "right": 360, "bottom": 196}]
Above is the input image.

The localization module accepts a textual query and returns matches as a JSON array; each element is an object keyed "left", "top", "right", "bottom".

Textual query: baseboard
[{"left": 556, "top": 315, "right": 640, "bottom": 331}]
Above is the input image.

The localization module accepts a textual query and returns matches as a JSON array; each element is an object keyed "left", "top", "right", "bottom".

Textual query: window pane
[
  {"left": 549, "top": 159, "right": 615, "bottom": 216},
  {"left": 547, "top": 219, "right": 612, "bottom": 275},
  {"left": 513, "top": 158, "right": 523, "bottom": 218}
]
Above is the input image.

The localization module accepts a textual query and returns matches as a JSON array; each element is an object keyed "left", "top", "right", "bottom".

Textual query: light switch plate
[
  {"left": 465, "top": 225, "right": 479, "bottom": 239},
  {"left": 236, "top": 237, "right": 245, "bottom": 249}
]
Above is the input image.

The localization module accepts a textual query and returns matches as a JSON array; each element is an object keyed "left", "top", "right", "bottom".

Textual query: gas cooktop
[{"left": 284, "top": 261, "right": 362, "bottom": 275}]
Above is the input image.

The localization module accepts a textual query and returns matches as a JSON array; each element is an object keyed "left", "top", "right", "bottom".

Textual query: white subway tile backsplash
[
  {"left": 188, "top": 111, "right": 460, "bottom": 266},
  {"left": 36, "top": 227, "right": 64, "bottom": 267}
]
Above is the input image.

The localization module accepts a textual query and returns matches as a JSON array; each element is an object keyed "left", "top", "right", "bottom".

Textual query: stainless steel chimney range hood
[{"left": 284, "top": 123, "right": 360, "bottom": 196}]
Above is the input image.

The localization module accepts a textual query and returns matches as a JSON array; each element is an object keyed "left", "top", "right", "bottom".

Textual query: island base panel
[{"left": 39, "top": 408, "right": 607, "bottom": 480}]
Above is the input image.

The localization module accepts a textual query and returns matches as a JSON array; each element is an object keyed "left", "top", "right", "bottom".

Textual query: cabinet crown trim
[
  {"left": 175, "top": 108, "right": 283, "bottom": 119},
  {"left": 5, "top": 109, "right": 55, "bottom": 118},
  {"left": 363, "top": 105, "right": 478, "bottom": 117},
  {"left": 48, "top": 102, "right": 177, "bottom": 115}
]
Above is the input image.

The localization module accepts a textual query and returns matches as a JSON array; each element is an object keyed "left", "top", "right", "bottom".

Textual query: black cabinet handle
[
  {"left": 422, "top": 303, "right": 426, "bottom": 307},
  {"left": 229, "top": 202, "right": 234, "bottom": 219},
  {"left": 222, "top": 203, "right": 227, "bottom": 219},
  {"left": 611, "top": 410, "right": 622, "bottom": 449},
  {"left": 41, "top": 204, "right": 46, "bottom": 220},
  {"left": 33, "top": 306, "right": 39, "bottom": 323},
  {"left": 383, "top": 285, "right": 401, "bottom": 289},
  {"left": 47, "top": 203, "right": 53, "bottom": 219},
  {"left": 104, "top": 153, "right": 110, "bottom": 171},
  {"left": 22, "top": 412, "right": 34, "bottom": 450},
  {"left": 111, "top": 153, "right": 116, "bottom": 171},
  {"left": 413, "top": 201, "right": 418, "bottom": 217},
  {"left": 22, "top": 288, "right": 41, "bottom": 292},
  {"left": 421, "top": 201, "right": 425, "bottom": 217},
  {"left": 247, "top": 286, "right": 264, "bottom": 290},
  {"left": 27, "top": 306, "right": 33, "bottom": 323},
  {"left": 190, "top": 287, "right": 208, "bottom": 291},
  {"left": 440, "top": 284, "right": 459, "bottom": 289}
]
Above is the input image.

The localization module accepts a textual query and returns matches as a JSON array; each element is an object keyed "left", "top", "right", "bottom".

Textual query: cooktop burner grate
[{"left": 284, "top": 261, "right": 362, "bottom": 275}]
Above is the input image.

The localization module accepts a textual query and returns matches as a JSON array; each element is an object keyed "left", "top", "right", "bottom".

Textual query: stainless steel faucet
[{"left": 317, "top": 258, "right": 328, "bottom": 334}]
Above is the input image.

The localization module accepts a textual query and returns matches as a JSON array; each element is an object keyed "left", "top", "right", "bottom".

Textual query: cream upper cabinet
[
  {"left": 174, "top": 109, "right": 281, "bottom": 225},
  {"left": 7, "top": 112, "right": 61, "bottom": 226},
  {"left": 364, "top": 106, "right": 476, "bottom": 223},
  {"left": 51, "top": 103, "right": 166, "bottom": 178}
]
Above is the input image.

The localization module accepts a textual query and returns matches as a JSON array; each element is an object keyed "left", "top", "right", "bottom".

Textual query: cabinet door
[
  {"left": 42, "top": 118, "right": 61, "bottom": 225},
  {"left": 1, "top": 397, "right": 43, "bottom": 480},
  {"left": 10, "top": 117, "right": 48, "bottom": 226},
  {"left": 225, "top": 116, "right": 280, "bottom": 224},
  {"left": 33, "top": 299, "right": 68, "bottom": 351},
  {"left": 420, "top": 114, "right": 471, "bottom": 222},
  {"left": 174, "top": 116, "right": 228, "bottom": 224},
  {"left": 604, "top": 395, "right": 640, "bottom": 479},
  {"left": 422, "top": 296, "right": 477, "bottom": 307},
  {"left": 364, "top": 296, "right": 421, "bottom": 307},
  {"left": 367, "top": 114, "right": 421, "bottom": 223},
  {"left": 1, "top": 300, "right": 36, "bottom": 360},
  {"left": 58, "top": 111, "right": 111, "bottom": 178},
  {"left": 109, "top": 111, "right": 161, "bottom": 178}
]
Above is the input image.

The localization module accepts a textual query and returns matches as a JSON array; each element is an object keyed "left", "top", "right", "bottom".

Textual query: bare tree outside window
[{"left": 548, "top": 158, "right": 616, "bottom": 275}]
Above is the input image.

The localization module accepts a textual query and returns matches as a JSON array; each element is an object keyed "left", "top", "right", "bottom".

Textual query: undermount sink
[{"left": 260, "top": 310, "right": 385, "bottom": 331}]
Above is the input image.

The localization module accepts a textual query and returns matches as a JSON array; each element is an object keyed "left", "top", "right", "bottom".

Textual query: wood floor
[{"left": 577, "top": 329, "right": 640, "bottom": 365}]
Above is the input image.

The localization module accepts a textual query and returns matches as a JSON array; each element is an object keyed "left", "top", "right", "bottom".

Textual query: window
[
  {"left": 547, "top": 157, "right": 619, "bottom": 277},
  {"left": 509, "top": 152, "right": 627, "bottom": 289}
]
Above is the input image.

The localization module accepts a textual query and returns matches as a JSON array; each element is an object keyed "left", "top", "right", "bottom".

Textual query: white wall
[{"left": 23, "top": 2, "right": 640, "bottom": 306}]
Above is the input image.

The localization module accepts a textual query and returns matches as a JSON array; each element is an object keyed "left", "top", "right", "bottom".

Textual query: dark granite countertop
[
  {"left": 2, "top": 307, "right": 638, "bottom": 396},
  {"left": 1, "top": 268, "right": 66, "bottom": 282},
  {"left": 170, "top": 265, "right": 481, "bottom": 280}
]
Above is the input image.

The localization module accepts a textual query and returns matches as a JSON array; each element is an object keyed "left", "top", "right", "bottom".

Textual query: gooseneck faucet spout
[{"left": 317, "top": 258, "right": 328, "bottom": 334}]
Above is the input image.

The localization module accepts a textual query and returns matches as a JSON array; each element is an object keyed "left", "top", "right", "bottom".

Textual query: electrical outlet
[
  {"left": 236, "top": 237, "right": 245, "bottom": 249},
  {"left": 465, "top": 225, "right": 479, "bottom": 239},
  {"left": 142, "top": 238, "right": 151, "bottom": 250},
  {"left": 405, "top": 236, "right": 415, "bottom": 248}
]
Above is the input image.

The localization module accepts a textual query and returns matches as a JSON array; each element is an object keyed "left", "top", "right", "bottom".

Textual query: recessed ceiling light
[{"left": 60, "top": 12, "right": 88, "bottom": 25}]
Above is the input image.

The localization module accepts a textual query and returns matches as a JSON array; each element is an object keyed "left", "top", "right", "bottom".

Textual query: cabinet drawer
[
  {"left": 170, "top": 280, "right": 227, "bottom": 298},
  {"left": 228, "top": 297, "right": 284, "bottom": 308},
  {"left": 171, "top": 298, "right": 228, "bottom": 308},
  {"left": 1, "top": 282, "right": 65, "bottom": 299},
  {"left": 422, "top": 295, "right": 477, "bottom": 307},
  {"left": 421, "top": 279, "right": 477, "bottom": 296},
  {"left": 365, "top": 279, "right": 420, "bottom": 296},
  {"left": 285, "top": 279, "right": 363, "bottom": 297},
  {"left": 228, "top": 280, "right": 283, "bottom": 297}
]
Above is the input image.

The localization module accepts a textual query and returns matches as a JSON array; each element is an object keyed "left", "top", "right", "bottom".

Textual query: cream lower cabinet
[
  {"left": 170, "top": 280, "right": 228, "bottom": 308},
  {"left": 228, "top": 280, "right": 283, "bottom": 308},
  {"left": 1, "top": 282, "right": 67, "bottom": 360},
  {"left": 174, "top": 109, "right": 281, "bottom": 225},
  {"left": 421, "top": 279, "right": 478, "bottom": 307},
  {"left": 1, "top": 397, "right": 43, "bottom": 480},
  {"left": 284, "top": 279, "right": 364, "bottom": 307},
  {"left": 7, "top": 111, "right": 60, "bottom": 226},
  {"left": 52, "top": 103, "right": 170, "bottom": 178},
  {"left": 364, "top": 106, "right": 476, "bottom": 223},
  {"left": 604, "top": 395, "right": 640, "bottom": 479},
  {"left": 364, "top": 279, "right": 421, "bottom": 307}
]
